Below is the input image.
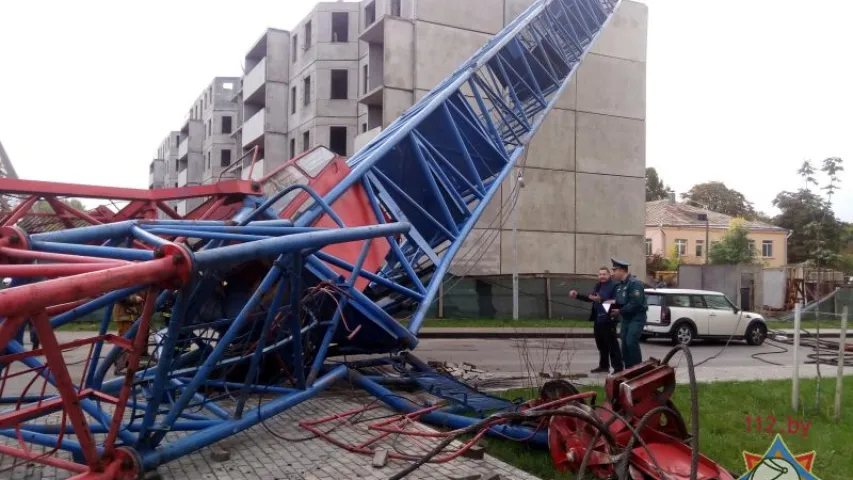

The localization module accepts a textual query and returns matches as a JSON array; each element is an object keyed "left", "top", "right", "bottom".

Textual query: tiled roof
[{"left": 645, "top": 199, "right": 787, "bottom": 231}]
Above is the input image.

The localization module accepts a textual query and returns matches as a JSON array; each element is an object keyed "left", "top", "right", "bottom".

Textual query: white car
[{"left": 641, "top": 288, "right": 768, "bottom": 346}]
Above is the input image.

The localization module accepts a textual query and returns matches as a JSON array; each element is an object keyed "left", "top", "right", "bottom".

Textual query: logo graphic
[{"left": 739, "top": 434, "right": 820, "bottom": 480}]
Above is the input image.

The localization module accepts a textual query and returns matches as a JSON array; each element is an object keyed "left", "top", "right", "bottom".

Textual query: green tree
[
  {"left": 708, "top": 218, "right": 757, "bottom": 265},
  {"left": 681, "top": 182, "right": 756, "bottom": 219},
  {"left": 32, "top": 198, "right": 86, "bottom": 213},
  {"left": 774, "top": 158, "right": 845, "bottom": 266},
  {"left": 645, "top": 167, "right": 670, "bottom": 201}
]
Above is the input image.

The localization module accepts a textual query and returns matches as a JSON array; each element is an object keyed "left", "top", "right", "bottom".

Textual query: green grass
[
  {"left": 485, "top": 378, "right": 851, "bottom": 479},
  {"left": 400, "top": 318, "right": 589, "bottom": 328},
  {"left": 767, "top": 319, "right": 844, "bottom": 330}
]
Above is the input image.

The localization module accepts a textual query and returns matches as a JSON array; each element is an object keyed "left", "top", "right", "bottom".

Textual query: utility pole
[{"left": 512, "top": 170, "right": 525, "bottom": 320}]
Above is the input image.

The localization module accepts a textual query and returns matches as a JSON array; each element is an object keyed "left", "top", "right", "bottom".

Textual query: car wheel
[
  {"left": 745, "top": 322, "right": 767, "bottom": 346},
  {"left": 670, "top": 322, "right": 695, "bottom": 346}
]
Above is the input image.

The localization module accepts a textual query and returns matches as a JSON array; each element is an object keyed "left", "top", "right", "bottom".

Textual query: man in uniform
[{"left": 607, "top": 258, "right": 648, "bottom": 369}]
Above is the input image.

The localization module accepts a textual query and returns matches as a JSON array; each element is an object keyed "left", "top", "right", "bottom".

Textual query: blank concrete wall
[
  {"left": 763, "top": 268, "right": 786, "bottom": 309},
  {"left": 448, "top": 0, "right": 648, "bottom": 278}
]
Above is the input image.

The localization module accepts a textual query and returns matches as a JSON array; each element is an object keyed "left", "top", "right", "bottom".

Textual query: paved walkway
[{"left": 1, "top": 390, "right": 541, "bottom": 480}]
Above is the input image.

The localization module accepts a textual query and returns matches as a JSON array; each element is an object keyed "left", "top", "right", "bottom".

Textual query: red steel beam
[
  {"left": 0, "top": 255, "right": 185, "bottom": 319},
  {"left": 30, "top": 312, "right": 102, "bottom": 469},
  {"left": 0, "top": 177, "right": 260, "bottom": 201},
  {"left": 0, "top": 246, "right": 132, "bottom": 264},
  {"left": 0, "top": 443, "right": 87, "bottom": 474},
  {"left": 1, "top": 195, "right": 38, "bottom": 226},
  {"left": 0, "top": 263, "right": 127, "bottom": 278}
]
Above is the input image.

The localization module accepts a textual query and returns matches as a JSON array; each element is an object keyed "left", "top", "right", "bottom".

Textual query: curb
[
  {"left": 418, "top": 331, "right": 595, "bottom": 339},
  {"left": 418, "top": 330, "right": 845, "bottom": 340}
]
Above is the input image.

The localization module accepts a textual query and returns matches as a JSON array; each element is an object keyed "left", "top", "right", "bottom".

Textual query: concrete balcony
[
  {"left": 243, "top": 57, "right": 266, "bottom": 103},
  {"left": 242, "top": 110, "right": 265, "bottom": 148},
  {"left": 178, "top": 138, "right": 189, "bottom": 159}
]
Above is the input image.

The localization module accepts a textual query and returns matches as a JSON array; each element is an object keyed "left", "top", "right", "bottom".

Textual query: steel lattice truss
[{"left": 0, "top": 0, "right": 620, "bottom": 478}]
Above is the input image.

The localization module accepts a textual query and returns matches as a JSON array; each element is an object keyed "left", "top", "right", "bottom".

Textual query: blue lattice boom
[{"left": 0, "top": 0, "right": 620, "bottom": 477}]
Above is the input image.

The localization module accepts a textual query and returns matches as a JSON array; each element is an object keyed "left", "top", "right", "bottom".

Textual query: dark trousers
[
  {"left": 593, "top": 322, "right": 623, "bottom": 371},
  {"left": 621, "top": 320, "right": 645, "bottom": 368}
]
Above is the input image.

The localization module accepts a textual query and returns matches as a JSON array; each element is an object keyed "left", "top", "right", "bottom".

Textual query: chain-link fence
[
  {"left": 426, "top": 275, "right": 598, "bottom": 320},
  {"left": 775, "top": 286, "right": 853, "bottom": 322}
]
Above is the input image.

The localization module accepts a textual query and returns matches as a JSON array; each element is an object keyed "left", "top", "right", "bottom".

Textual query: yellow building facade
[{"left": 645, "top": 199, "right": 790, "bottom": 268}]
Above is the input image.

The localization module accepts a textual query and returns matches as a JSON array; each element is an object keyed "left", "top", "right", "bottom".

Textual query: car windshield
[{"left": 704, "top": 294, "right": 735, "bottom": 310}]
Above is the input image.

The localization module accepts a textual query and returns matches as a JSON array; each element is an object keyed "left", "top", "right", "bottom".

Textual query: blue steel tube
[
  {"left": 50, "top": 285, "right": 143, "bottom": 329},
  {"left": 193, "top": 223, "right": 409, "bottom": 270},
  {"left": 313, "top": 251, "right": 424, "bottom": 300},
  {"left": 137, "top": 291, "right": 192, "bottom": 444},
  {"left": 288, "top": 254, "right": 306, "bottom": 389},
  {"left": 350, "top": 370, "right": 548, "bottom": 446},
  {"left": 148, "top": 264, "right": 283, "bottom": 445},
  {"left": 233, "top": 273, "right": 289, "bottom": 418},
  {"left": 131, "top": 226, "right": 172, "bottom": 248},
  {"left": 306, "top": 239, "right": 372, "bottom": 385},
  {"left": 29, "top": 221, "right": 136, "bottom": 244},
  {"left": 141, "top": 365, "right": 348, "bottom": 470},
  {"left": 32, "top": 241, "right": 155, "bottom": 262},
  {"left": 406, "top": 150, "right": 520, "bottom": 335},
  {"left": 238, "top": 184, "right": 347, "bottom": 227}
]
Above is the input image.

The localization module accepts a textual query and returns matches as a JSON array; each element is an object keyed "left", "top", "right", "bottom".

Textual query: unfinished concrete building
[{"left": 148, "top": 0, "right": 648, "bottom": 316}]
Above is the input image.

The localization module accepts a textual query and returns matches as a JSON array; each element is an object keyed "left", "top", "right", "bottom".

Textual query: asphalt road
[
  {"left": 1, "top": 332, "right": 834, "bottom": 399},
  {"left": 413, "top": 336, "right": 828, "bottom": 385}
]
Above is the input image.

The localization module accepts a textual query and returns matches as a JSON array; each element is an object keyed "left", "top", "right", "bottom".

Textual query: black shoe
[{"left": 590, "top": 367, "right": 609, "bottom": 374}]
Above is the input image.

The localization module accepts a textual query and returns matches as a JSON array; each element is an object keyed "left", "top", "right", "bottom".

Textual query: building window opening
[
  {"left": 331, "top": 70, "right": 348, "bottom": 100},
  {"left": 303, "top": 131, "right": 310, "bottom": 152},
  {"left": 329, "top": 126, "right": 347, "bottom": 156},
  {"left": 332, "top": 12, "right": 349, "bottom": 42},
  {"left": 391, "top": 0, "right": 401, "bottom": 16},
  {"left": 674, "top": 239, "right": 687, "bottom": 256},
  {"left": 292, "top": 34, "right": 298, "bottom": 62},
  {"left": 762, "top": 240, "right": 773, "bottom": 258},
  {"left": 365, "top": 1, "right": 375, "bottom": 27},
  {"left": 290, "top": 139, "right": 296, "bottom": 159},
  {"left": 645, "top": 238, "right": 652, "bottom": 256},
  {"left": 362, "top": 123, "right": 367, "bottom": 133},
  {"left": 304, "top": 21, "right": 312, "bottom": 50},
  {"left": 363, "top": 65, "right": 369, "bottom": 94},
  {"left": 220, "top": 149, "right": 232, "bottom": 167},
  {"left": 291, "top": 87, "right": 297, "bottom": 114},
  {"left": 303, "top": 76, "right": 311, "bottom": 105},
  {"left": 222, "top": 116, "right": 232, "bottom": 134},
  {"left": 695, "top": 239, "right": 705, "bottom": 257},
  {"left": 207, "top": 152, "right": 211, "bottom": 170}
]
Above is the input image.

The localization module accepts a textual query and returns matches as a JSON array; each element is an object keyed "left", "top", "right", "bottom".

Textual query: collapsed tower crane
[{"left": 0, "top": 1, "right": 739, "bottom": 479}]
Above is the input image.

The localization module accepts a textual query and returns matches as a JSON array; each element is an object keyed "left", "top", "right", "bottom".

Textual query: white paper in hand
[{"left": 602, "top": 303, "right": 611, "bottom": 313}]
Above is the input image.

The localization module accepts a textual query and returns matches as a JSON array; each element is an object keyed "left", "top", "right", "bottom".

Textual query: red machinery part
[
  {"left": 547, "top": 358, "right": 736, "bottom": 480},
  {"left": 548, "top": 409, "right": 615, "bottom": 478}
]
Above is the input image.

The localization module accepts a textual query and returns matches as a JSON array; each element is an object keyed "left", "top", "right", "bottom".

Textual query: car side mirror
[{"left": 733, "top": 307, "right": 740, "bottom": 314}]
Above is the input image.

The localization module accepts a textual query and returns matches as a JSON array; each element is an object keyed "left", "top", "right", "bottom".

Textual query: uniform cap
[{"left": 611, "top": 257, "right": 630, "bottom": 270}]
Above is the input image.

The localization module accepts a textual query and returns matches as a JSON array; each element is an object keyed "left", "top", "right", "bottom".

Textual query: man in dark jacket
[{"left": 570, "top": 266, "right": 623, "bottom": 374}]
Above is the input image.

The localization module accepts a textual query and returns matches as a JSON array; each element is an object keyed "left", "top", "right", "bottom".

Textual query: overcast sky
[{"left": 1, "top": 0, "right": 851, "bottom": 220}]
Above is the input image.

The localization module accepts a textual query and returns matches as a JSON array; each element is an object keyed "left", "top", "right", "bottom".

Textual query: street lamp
[{"left": 512, "top": 170, "right": 525, "bottom": 320}]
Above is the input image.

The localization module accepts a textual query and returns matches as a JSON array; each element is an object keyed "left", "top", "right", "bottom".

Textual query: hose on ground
[
  {"left": 387, "top": 407, "right": 617, "bottom": 480},
  {"left": 662, "top": 344, "right": 700, "bottom": 480},
  {"left": 391, "top": 344, "right": 702, "bottom": 480}
]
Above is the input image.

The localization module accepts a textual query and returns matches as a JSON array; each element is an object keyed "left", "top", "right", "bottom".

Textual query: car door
[
  {"left": 704, "top": 294, "right": 740, "bottom": 336},
  {"left": 670, "top": 294, "right": 708, "bottom": 335}
]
